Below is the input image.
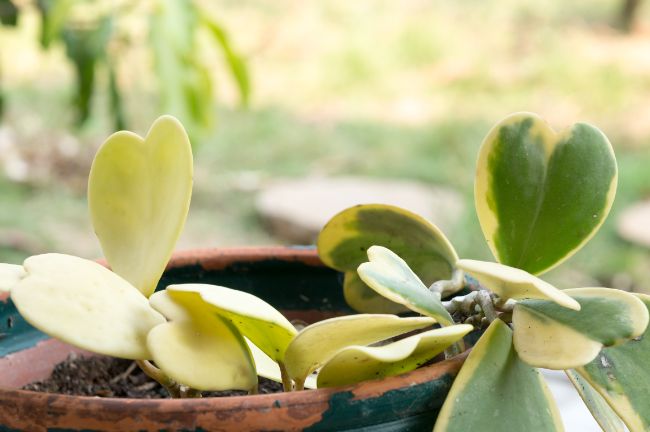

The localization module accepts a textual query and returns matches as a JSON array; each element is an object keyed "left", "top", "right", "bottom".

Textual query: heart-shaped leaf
[
  {"left": 284, "top": 314, "right": 435, "bottom": 388},
  {"left": 0, "top": 263, "right": 24, "bottom": 292},
  {"left": 457, "top": 259, "right": 580, "bottom": 310},
  {"left": 475, "top": 112, "right": 617, "bottom": 275},
  {"left": 565, "top": 370, "right": 626, "bottom": 432},
  {"left": 317, "top": 204, "right": 459, "bottom": 312},
  {"left": 513, "top": 288, "right": 648, "bottom": 369},
  {"left": 88, "top": 115, "right": 193, "bottom": 297},
  {"left": 434, "top": 319, "right": 564, "bottom": 432},
  {"left": 11, "top": 254, "right": 165, "bottom": 359},
  {"left": 148, "top": 289, "right": 256, "bottom": 391},
  {"left": 358, "top": 246, "right": 454, "bottom": 325},
  {"left": 165, "top": 284, "right": 297, "bottom": 362},
  {"left": 576, "top": 294, "right": 650, "bottom": 432},
  {"left": 317, "top": 324, "right": 472, "bottom": 388}
]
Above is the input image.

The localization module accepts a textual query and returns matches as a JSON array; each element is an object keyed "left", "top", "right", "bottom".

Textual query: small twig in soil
[{"left": 109, "top": 361, "right": 137, "bottom": 384}]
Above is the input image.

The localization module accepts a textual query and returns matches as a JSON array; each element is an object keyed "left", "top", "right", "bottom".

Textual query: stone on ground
[
  {"left": 617, "top": 200, "right": 650, "bottom": 248},
  {"left": 255, "top": 177, "right": 463, "bottom": 244}
]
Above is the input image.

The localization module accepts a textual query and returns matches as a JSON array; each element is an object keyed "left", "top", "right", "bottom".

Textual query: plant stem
[
  {"left": 429, "top": 269, "right": 465, "bottom": 297},
  {"left": 477, "top": 290, "right": 498, "bottom": 323},
  {"left": 136, "top": 360, "right": 181, "bottom": 398},
  {"left": 279, "top": 362, "right": 293, "bottom": 392},
  {"left": 294, "top": 378, "right": 305, "bottom": 391}
]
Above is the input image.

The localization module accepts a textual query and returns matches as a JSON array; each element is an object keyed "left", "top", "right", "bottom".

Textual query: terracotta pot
[{"left": 0, "top": 247, "right": 467, "bottom": 432}]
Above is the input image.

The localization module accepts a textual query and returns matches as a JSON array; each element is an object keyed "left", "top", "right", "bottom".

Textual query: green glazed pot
[{"left": 0, "top": 247, "right": 466, "bottom": 431}]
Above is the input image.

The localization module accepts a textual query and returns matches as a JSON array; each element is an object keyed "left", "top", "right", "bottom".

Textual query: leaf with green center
[
  {"left": 457, "top": 259, "right": 580, "bottom": 310},
  {"left": 575, "top": 294, "right": 650, "bottom": 432},
  {"left": 284, "top": 314, "right": 435, "bottom": 388},
  {"left": 88, "top": 115, "right": 193, "bottom": 297},
  {"left": 565, "top": 370, "right": 625, "bottom": 432},
  {"left": 0, "top": 263, "right": 24, "bottom": 292},
  {"left": 317, "top": 324, "right": 472, "bottom": 388},
  {"left": 317, "top": 204, "right": 459, "bottom": 313},
  {"left": 11, "top": 254, "right": 165, "bottom": 359},
  {"left": 357, "top": 246, "right": 454, "bottom": 325},
  {"left": 512, "top": 288, "right": 648, "bottom": 369},
  {"left": 434, "top": 319, "right": 563, "bottom": 432},
  {"left": 475, "top": 112, "right": 617, "bottom": 275},
  {"left": 245, "top": 339, "right": 317, "bottom": 390},
  {"left": 148, "top": 289, "right": 256, "bottom": 391},
  {"left": 165, "top": 284, "right": 297, "bottom": 362}
]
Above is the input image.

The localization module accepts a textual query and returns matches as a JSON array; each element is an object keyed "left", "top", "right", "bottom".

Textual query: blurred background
[{"left": 1, "top": 0, "right": 650, "bottom": 294}]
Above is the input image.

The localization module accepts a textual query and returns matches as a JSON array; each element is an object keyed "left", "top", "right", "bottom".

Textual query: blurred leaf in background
[{"left": 1, "top": 0, "right": 250, "bottom": 141}]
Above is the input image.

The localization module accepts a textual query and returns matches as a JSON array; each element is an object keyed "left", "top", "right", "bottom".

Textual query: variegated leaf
[
  {"left": 284, "top": 314, "right": 435, "bottom": 388},
  {"left": 165, "top": 284, "right": 297, "bottom": 362},
  {"left": 457, "top": 259, "right": 579, "bottom": 310},
  {"left": 576, "top": 294, "right": 650, "bottom": 432},
  {"left": 11, "top": 254, "right": 165, "bottom": 359},
  {"left": 513, "top": 288, "right": 648, "bottom": 369},
  {"left": 475, "top": 112, "right": 617, "bottom": 275},
  {"left": 317, "top": 204, "right": 459, "bottom": 312},
  {"left": 565, "top": 370, "right": 625, "bottom": 432},
  {"left": 88, "top": 115, "right": 193, "bottom": 297},
  {"left": 358, "top": 246, "right": 454, "bottom": 325},
  {"left": 434, "top": 319, "right": 564, "bottom": 432},
  {"left": 317, "top": 324, "right": 472, "bottom": 388},
  {"left": 148, "top": 289, "right": 256, "bottom": 391}
]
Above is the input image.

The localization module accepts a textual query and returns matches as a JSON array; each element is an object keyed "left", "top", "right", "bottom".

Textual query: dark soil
[{"left": 22, "top": 353, "right": 284, "bottom": 398}]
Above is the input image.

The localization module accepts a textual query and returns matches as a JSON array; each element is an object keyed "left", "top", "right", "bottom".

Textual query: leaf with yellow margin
[
  {"left": 434, "top": 319, "right": 564, "bottom": 432},
  {"left": 475, "top": 112, "right": 617, "bottom": 275},
  {"left": 457, "top": 259, "right": 580, "bottom": 310},
  {"left": 317, "top": 324, "right": 472, "bottom": 388},
  {"left": 358, "top": 246, "right": 454, "bottom": 325},
  {"left": 317, "top": 204, "right": 459, "bottom": 313},
  {"left": 343, "top": 270, "right": 407, "bottom": 314},
  {"left": 11, "top": 254, "right": 165, "bottom": 359},
  {"left": 245, "top": 339, "right": 317, "bottom": 390},
  {"left": 575, "top": 294, "right": 650, "bottom": 432},
  {"left": 0, "top": 263, "right": 24, "bottom": 292},
  {"left": 513, "top": 288, "right": 648, "bottom": 369},
  {"left": 565, "top": 370, "right": 625, "bottom": 432},
  {"left": 148, "top": 289, "right": 256, "bottom": 391},
  {"left": 284, "top": 314, "right": 435, "bottom": 388},
  {"left": 165, "top": 284, "right": 297, "bottom": 362},
  {"left": 88, "top": 115, "right": 193, "bottom": 297}
]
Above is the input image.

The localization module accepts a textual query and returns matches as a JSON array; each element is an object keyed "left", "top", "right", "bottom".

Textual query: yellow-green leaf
[
  {"left": 475, "top": 112, "right": 617, "bottom": 275},
  {"left": 11, "top": 254, "right": 165, "bottom": 359},
  {"left": 434, "top": 319, "right": 563, "bottom": 432},
  {"left": 88, "top": 115, "right": 193, "bottom": 297},
  {"left": 317, "top": 324, "right": 472, "bottom": 388},
  {"left": 166, "top": 284, "right": 297, "bottom": 362},
  {"left": 148, "top": 288, "right": 256, "bottom": 391},
  {"left": 357, "top": 246, "right": 454, "bottom": 325},
  {"left": 317, "top": 204, "right": 459, "bottom": 312},
  {"left": 0, "top": 263, "right": 24, "bottom": 292},
  {"left": 513, "top": 288, "right": 648, "bottom": 369},
  {"left": 284, "top": 314, "right": 435, "bottom": 388},
  {"left": 343, "top": 270, "right": 407, "bottom": 314},
  {"left": 457, "top": 259, "right": 580, "bottom": 310},
  {"left": 565, "top": 370, "right": 625, "bottom": 432},
  {"left": 576, "top": 294, "right": 650, "bottom": 432},
  {"left": 245, "top": 339, "right": 317, "bottom": 390}
]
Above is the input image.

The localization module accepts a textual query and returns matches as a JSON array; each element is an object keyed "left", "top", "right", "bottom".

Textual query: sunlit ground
[{"left": 1, "top": 0, "right": 650, "bottom": 291}]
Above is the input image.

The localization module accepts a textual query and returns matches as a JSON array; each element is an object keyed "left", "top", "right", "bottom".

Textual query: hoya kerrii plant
[
  {"left": 0, "top": 115, "right": 471, "bottom": 397},
  {"left": 317, "top": 112, "right": 650, "bottom": 431}
]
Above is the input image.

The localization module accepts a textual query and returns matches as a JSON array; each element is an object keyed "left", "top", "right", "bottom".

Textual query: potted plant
[{"left": 0, "top": 113, "right": 647, "bottom": 431}]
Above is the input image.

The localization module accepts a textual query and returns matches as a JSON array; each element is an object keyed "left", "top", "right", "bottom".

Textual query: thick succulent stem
[{"left": 429, "top": 269, "right": 465, "bottom": 297}]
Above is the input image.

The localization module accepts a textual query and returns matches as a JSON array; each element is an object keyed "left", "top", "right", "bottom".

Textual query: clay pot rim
[{"left": 0, "top": 246, "right": 468, "bottom": 411}]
